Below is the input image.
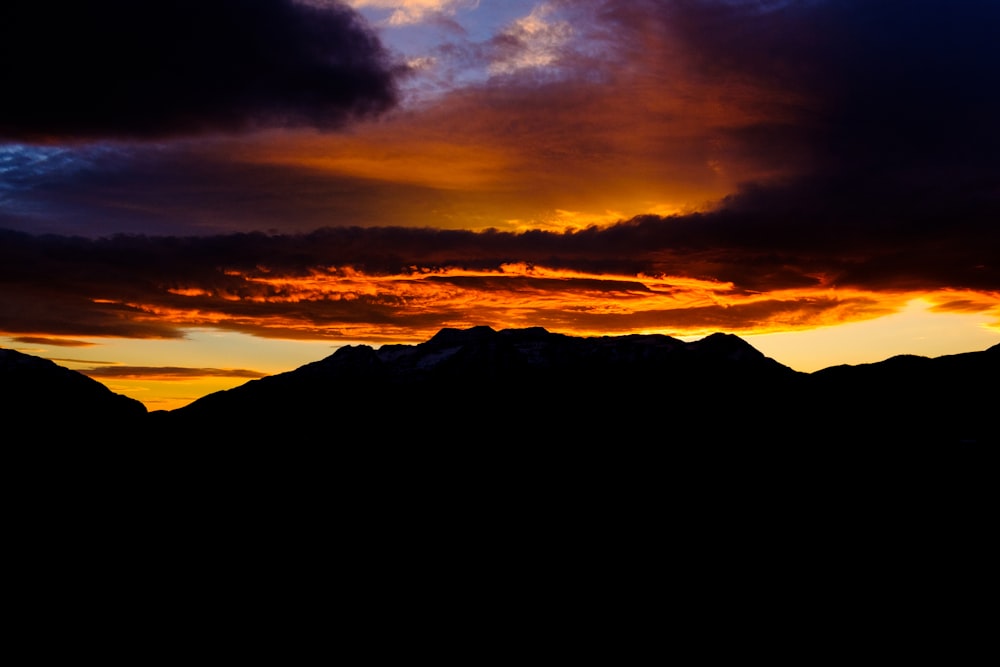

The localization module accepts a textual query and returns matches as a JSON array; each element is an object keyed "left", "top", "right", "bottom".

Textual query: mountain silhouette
[
  {"left": 158, "top": 327, "right": 800, "bottom": 439},
  {"left": 3, "top": 327, "right": 996, "bottom": 444},
  {"left": 159, "top": 326, "right": 995, "bottom": 445},
  {"left": 0, "top": 347, "right": 147, "bottom": 428}
]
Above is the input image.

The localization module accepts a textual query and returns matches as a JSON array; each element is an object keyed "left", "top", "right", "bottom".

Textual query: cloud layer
[{"left": 2, "top": 215, "right": 996, "bottom": 345}]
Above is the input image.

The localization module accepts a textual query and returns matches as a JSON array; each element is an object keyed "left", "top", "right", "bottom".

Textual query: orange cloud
[
  {"left": 82, "top": 366, "right": 267, "bottom": 381},
  {"left": 926, "top": 291, "right": 1000, "bottom": 333},
  {"left": 11, "top": 336, "right": 97, "bottom": 347},
  {"left": 927, "top": 291, "right": 1000, "bottom": 315},
  {"left": 224, "top": 8, "right": 779, "bottom": 234},
  {"left": 105, "top": 261, "right": 915, "bottom": 345},
  {"left": 3, "top": 215, "right": 997, "bottom": 345}
]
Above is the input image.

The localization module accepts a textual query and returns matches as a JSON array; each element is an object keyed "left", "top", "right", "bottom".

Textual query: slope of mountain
[
  {"left": 0, "top": 348, "right": 147, "bottom": 430},
  {"left": 805, "top": 345, "right": 998, "bottom": 444}
]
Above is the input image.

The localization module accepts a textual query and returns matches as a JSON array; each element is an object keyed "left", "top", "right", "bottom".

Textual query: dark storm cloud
[
  {"left": 661, "top": 0, "right": 1000, "bottom": 189},
  {"left": 595, "top": 0, "right": 1000, "bottom": 295},
  {"left": 1, "top": 218, "right": 995, "bottom": 297},
  {"left": 0, "top": 0, "right": 400, "bottom": 140},
  {"left": 423, "top": 275, "right": 655, "bottom": 295}
]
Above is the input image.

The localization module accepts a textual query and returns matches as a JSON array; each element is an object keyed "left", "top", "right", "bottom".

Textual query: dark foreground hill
[
  {"left": 0, "top": 347, "right": 147, "bottom": 429},
  {"left": 2, "top": 326, "right": 996, "bottom": 444}
]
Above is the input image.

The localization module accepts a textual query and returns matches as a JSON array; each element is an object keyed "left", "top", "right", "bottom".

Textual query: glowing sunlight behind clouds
[{"left": 3, "top": 1, "right": 999, "bottom": 412}]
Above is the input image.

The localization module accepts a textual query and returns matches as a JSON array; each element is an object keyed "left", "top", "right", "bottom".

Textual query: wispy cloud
[
  {"left": 82, "top": 366, "right": 267, "bottom": 381},
  {"left": 345, "top": 0, "right": 479, "bottom": 26},
  {"left": 13, "top": 337, "right": 97, "bottom": 348},
  {"left": 488, "top": 3, "right": 572, "bottom": 75}
]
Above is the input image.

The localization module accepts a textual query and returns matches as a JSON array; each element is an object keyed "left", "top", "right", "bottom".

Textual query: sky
[{"left": 2, "top": 0, "right": 998, "bottom": 411}]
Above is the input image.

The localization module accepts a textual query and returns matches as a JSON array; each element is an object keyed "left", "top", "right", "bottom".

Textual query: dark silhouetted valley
[{"left": 4, "top": 326, "right": 996, "bottom": 445}]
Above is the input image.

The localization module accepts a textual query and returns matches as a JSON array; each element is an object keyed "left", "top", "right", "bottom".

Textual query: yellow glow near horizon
[
  {"left": 5, "top": 288, "right": 997, "bottom": 412},
  {"left": 4, "top": 330, "right": 346, "bottom": 412},
  {"left": 746, "top": 296, "right": 1000, "bottom": 372}
]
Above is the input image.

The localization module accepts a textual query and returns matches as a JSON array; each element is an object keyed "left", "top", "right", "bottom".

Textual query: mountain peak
[
  {"left": 685, "top": 331, "right": 765, "bottom": 360},
  {"left": 499, "top": 326, "right": 551, "bottom": 338},
  {"left": 428, "top": 325, "right": 498, "bottom": 345}
]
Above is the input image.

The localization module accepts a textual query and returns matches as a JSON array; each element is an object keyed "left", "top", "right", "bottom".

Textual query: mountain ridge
[
  {"left": 2, "top": 327, "right": 996, "bottom": 444},
  {"left": 0, "top": 347, "right": 147, "bottom": 425},
  {"left": 153, "top": 326, "right": 999, "bottom": 444}
]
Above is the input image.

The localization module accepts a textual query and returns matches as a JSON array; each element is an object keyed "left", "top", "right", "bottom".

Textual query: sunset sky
[{"left": 2, "top": 0, "right": 998, "bottom": 411}]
